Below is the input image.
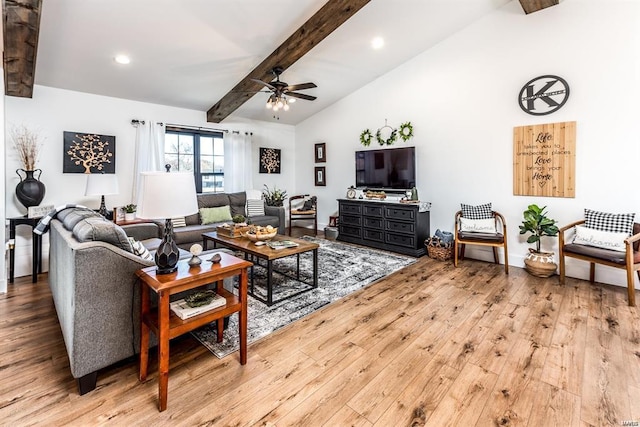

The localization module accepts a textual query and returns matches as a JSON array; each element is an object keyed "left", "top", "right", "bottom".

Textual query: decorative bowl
[{"left": 244, "top": 228, "right": 278, "bottom": 242}]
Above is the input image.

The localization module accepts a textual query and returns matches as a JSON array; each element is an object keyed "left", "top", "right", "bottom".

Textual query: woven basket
[{"left": 427, "top": 244, "right": 453, "bottom": 261}]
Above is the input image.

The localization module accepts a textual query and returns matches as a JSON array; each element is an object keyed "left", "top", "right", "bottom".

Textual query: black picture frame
[
  {"left": 315, "top": 166, "right": 326, "bottom": 186},
  {"left": 315, "top": 143, "right": 326, "bottom": 163},
  {"left": 63, "top": 131, "right": 116, "bottom": 174},
  {"left": 259, "top": 147, "right": 281, "bottom": 174}
]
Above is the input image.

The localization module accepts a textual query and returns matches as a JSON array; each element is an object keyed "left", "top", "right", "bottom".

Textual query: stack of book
[
  {"left": 170, "top": 293, "right": 226, "bottom": 320},
  {"left": 267, "top": 240, "right": 299, "bottom": 250}
]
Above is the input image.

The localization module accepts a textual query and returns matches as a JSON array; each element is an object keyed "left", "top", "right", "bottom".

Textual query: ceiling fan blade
[
  {"left": 250, "top": 78, "right": 276, "bottom": 90},
  {"left": 285, "top": 82, "right": 317, "bottom": 91},
  {"left": 287, "top": 92, "right": 317, "bottom": 101}
]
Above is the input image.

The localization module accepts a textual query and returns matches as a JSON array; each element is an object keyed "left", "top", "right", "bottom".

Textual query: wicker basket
[
  {"left": 427, "top": 245, "right": 453, "bottom": 261},
  {"left": 425, "top": 237, "right": 454, "bottom": 261}
]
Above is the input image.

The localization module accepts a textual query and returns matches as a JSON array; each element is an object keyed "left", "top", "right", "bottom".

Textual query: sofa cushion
[
  {"left": 61, "top": 208, "right": 101, "bottom": 231},
  {"left": 73, "top": 216, "right": 133, "bottom": 252},
  {"left": 128, "top": 237, "right": 154, "bottom": 260},
  {"left": 246, "top": 215, "right": 280, "bottom": 230},
  {"left": 228, "top": 192, "right": 247, "bottom": 217},
  {"left": 197, "top": 193, "right": 231, "bottom": 209},
  {"left": 200, "top": 206, "right": 232, "bottom": 225}
]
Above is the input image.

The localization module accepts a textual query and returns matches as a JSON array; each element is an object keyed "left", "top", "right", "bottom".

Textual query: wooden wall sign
[{"left": 513, "top": 121, "right": 576, "bottom": 198}]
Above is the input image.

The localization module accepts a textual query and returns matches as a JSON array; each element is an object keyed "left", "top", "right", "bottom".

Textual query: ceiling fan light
[
  {"left": 266, "top": 101, "right": 272, "bottom": 109},
  {"left": 273, "top": 105, "right": 279, "bottom": 112},
  {"left": 276, "top": 99, "right": 284, "bottom": 109},
  {"left": 283, "top": 103, "right": 290, "bottom": 111},
  {"left": 288, "top": 97, "right": 296, "bottom": 103}
]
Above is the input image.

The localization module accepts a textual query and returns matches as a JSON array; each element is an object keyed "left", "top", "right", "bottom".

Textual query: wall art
[
  {"left": 315, "top": 143, "right": 326, "bottom": 163},
  {"left": 513, "top": 121, "right": 576, "bottom": 198},
  {"left": 63, "top": 131, "right": 115, "bottom": 173},
  {"left": 518, "top": 75, "right": 570, "bottom": 116},
  {"left": 315, "top": 166, "right": 326, "bottom": 186},
  {"left": 259, "top": 147, "right": 281, "bottom": 174}
]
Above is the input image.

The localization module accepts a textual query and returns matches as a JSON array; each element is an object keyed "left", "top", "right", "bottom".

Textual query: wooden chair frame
[
  {"left": 559, "top": 219, "right": 640, "bottom": 306},
  {"left": 454, "top": 210, "right": 509, "bottom": 274},
  {"left": 288, "top": 194, "right": 317, "bottom": 236}
]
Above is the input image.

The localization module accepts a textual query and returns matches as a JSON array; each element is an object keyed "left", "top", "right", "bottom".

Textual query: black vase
[{"left": 16, "top": 168, "right": 46, "bottom": 209}]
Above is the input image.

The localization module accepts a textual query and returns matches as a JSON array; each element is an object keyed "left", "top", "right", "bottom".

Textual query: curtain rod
[{"left": 131, "top": 119, "right": 252, "bottom": 135}]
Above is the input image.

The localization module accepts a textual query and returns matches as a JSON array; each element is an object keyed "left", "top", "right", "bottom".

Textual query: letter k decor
[{"left": 518, "top": 75, "right": 570, "bottom": 115}]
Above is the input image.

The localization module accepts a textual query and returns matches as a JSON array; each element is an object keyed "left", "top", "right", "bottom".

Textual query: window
[{"left": 164, "top": 128, "right": 225, "bottom": 193}]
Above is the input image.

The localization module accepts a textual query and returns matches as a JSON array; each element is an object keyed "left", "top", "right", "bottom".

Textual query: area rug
[{"left": 191, "top": 236, "right": 416, "bottom": 358}]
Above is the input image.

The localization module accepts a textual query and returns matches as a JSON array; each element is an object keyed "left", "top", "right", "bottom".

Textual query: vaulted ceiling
[{"left": 3, "top": 0, "right": 558, "bottom": 126}]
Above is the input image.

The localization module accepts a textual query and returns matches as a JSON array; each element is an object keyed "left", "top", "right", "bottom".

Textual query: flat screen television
[{"left": 355, "top": 146, "right": 416, "bottom": 191}]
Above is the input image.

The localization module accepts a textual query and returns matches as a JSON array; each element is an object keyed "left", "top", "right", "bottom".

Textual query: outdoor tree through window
[{"left": 164, "top": 128, "right": 224, "bottom": 193}]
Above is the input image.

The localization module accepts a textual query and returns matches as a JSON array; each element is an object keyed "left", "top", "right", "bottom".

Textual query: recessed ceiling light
[
  {"left": 114, "top": 55, "right": 130, "bottom": 64},
  {"left": 371, "top": 37, "right": 384, "bottom": 49}
]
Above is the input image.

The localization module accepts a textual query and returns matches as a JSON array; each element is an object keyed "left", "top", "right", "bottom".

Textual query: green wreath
[
  {"left": 398, "top": 121, "right": 414, "bottom": 142},
  {"left": 376, "top": 128, "right": 398, "bottom": 146},
  {"left": 359, "top": 129, "right": 373, "bottom": 146}
]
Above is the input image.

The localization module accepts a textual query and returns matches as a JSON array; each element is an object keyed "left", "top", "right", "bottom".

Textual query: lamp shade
[
  {"left": 136, "top": 172, "right": 198, "bottom": 219},
  {"left": 85, "top": 173, "right": 119, "bottom": 196}
]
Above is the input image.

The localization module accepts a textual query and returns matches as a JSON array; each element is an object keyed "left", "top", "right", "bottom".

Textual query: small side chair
[
  {"left": 454, "top": 210, "right": 509, "bottom": 274},
  {"left": 288, "top": 194, "right": 317, "bottom": 236},
  {"left": 559, "top": 220, "right": 640, "bottom": 306}
]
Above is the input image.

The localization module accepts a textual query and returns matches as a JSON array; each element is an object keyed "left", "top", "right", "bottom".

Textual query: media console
[{"left": 337, "top": 199, "right": 430, "bottom": 257}]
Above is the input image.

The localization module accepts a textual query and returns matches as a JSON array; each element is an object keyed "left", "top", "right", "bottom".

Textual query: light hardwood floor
[{"left": 1, "top": 255, "right": 639, "bottom": 426}]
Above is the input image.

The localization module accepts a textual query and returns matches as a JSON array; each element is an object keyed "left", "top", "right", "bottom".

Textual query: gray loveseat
[
  {"left": 47, "top": 207, "right": 231, "bottom": 395},
  {"left": 162, "top": 191, "right": 285, "bottom": 250}
]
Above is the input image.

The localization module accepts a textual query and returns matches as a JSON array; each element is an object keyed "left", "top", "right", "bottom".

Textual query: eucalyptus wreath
[
  {"left": 376, "top": 128, "right": 398, "bottom": 146},
  {"left": 359, "top": 129, "right": 373, "bottom": 146},
  {"left": 398, "top": 121, "right": 414, "bottom": 142}
]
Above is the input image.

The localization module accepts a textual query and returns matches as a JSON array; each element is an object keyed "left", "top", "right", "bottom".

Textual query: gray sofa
[
  {"left": 47, "top": 207, "right": 231, "bottom": 395},
  {"left": 163, "top": 191, "right": 285, "bottom": 250}
]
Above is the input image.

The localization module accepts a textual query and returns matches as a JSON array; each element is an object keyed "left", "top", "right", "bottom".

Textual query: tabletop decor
[{"left": 10, "top": 125, "right": 46, "bottom": 209}]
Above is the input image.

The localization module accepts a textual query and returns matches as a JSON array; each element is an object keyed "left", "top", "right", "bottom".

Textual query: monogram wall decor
[
  {"left": 518, "top": 75, "right": 570, "bottom": 116},
  {"left": 513, "top": 121, "right": 576, "bottom": 198}
]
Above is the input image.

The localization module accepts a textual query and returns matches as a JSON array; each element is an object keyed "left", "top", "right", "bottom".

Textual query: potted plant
[
  {"left": 124, "top": 204, "right": 137, "bottom": 221},
  {"left": 519, "top": 204, "right": 559, "bottom": 277},
  {"left": 262, "top": 184, "right": 288, "bottom": 207}
]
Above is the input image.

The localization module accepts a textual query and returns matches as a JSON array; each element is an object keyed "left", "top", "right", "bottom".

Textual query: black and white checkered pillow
[
  {"left": 461, "top": 203, "right": 493, "bottom": 219},
  {"left": 584, "top": 209, "right": 635, "bottom": 235}
]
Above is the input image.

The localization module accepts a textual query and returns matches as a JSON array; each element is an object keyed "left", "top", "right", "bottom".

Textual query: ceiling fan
[{"left": 251, "top": 66, "right": 317, "bottom": 112}]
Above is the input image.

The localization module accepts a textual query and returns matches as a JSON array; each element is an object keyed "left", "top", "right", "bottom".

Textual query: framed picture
[
  {"left": 314, "top": 143, "right": 326, "bottom": 163},
  {"left": 113, "top": 206, "right": 125, "bottom": 223},
  {"left": 63, "top": 131, "right": 116, "bottom": 173},
  {"left": 315, "top": 166, "right": 326, "bottom": 186},
  {"left": 259, "top": 147, "right": 281, "bottom": 174}
]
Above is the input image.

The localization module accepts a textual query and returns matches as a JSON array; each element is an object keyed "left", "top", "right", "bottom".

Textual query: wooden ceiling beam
[
  {"left": 3, "top": 0, "right": 42, "bottom": 98},
  {"left": 207, "top": 0, "right": 371, "bottom": 123},
  {"left": 519, "top": 0, "right": 559, "bottom": 15}
]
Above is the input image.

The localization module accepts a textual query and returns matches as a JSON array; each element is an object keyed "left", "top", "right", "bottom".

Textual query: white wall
[
  {"left": 5, "top": 86, "right": 296, "bottom": 279},
  {"left": 295, "top": 0, "right": 640, "bottom": 289}
]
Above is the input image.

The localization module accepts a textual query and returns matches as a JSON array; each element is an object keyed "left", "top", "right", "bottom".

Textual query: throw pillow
[
  {"left": 73, "top": 217, "right": 133, "bottom": 252},
  {"left": 128, "top": 237, "right": 154, "bottom": 260},
  {"left": 246, "top": 199, "right": 265, "bottom": 217},
  {"left": 459, "top": 217, "right": 497, "bottom": 234},
  {"left": 461, "top": 203, "right": 493, "bottom": 219},
  {"left": 200, "top": 205, "right": 232, "bottom": 225},
  {"left": 171, "top": 217, "right": 187, "bottom": 228},
  {"left": 573, "top": 224, "right": 627, "bottom": 252},
  {"left": 584, "top": 209, "right": 635, "bottom": 235}
]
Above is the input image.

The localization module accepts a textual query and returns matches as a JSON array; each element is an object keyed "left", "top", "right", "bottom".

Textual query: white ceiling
[{"left": 35, "top": 0, "right": 512, "bottom": 125}]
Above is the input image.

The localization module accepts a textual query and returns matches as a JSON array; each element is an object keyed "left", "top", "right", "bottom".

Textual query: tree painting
[
  {"left": 259, "top": 147, "right": 281, "bottom": 174},
  {"left": 63, "top": 131, "right": 116, "bottom": 173}
]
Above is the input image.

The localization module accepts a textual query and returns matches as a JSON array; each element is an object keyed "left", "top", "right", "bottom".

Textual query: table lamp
[
  {"left": 85, "top": 173, "right": 119, "bottom": 217},
  {"left": 136, "top": 170, "right": 198, "bottom": 274}
]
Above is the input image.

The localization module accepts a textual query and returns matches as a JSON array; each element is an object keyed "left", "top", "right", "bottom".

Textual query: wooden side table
[{"left": 136, "top": 253, "right": 252, "bottom": 412}]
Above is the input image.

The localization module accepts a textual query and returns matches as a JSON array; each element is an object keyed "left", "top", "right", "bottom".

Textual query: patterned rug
[{"left": 192, "top": 236, "right": 416, "bottom": 358}]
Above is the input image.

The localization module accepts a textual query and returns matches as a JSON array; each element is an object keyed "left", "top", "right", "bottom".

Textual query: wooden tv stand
[{"left": 337, "top": 199, "right": 430, "bottom": 257}]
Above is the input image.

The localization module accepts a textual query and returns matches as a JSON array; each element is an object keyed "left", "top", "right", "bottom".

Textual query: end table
[
  {"left": 136, "top": 253, "right": 252, "bottom": 412},
  {"left": 8, "top": 216, "right": 43, "bottom": 283}
]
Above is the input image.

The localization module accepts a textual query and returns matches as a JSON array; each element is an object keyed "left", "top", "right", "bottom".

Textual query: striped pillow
[
  {"left": 246, "top": 199, "right": 265, "bottom": 217},
  {"left": 128, "top": 237, "right": 154, "bottom": 261},
  {"left": 171, "top": 217, "right": 187, "bottom": 228}
]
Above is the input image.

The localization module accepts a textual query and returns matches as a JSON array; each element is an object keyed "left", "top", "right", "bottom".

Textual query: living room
[{"left": 2, "top": 0, "right": 639, "bottom": 425}]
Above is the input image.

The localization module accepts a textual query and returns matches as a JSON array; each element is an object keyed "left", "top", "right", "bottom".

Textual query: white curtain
[
  {"left": 132, "top": 120, "right": 164, "bottom": 203},
  {"left": 223, "top": 131, "right": 253, "bottom": 193}
]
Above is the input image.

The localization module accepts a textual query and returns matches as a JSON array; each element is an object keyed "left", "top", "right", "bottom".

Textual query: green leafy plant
[
  {"left": 519, "top": 204, "right": 559, "bottom": 253},
  {"left": 262, "top": 184, "right": 288, "bottom": 207},
  {"left": 124, "top": 204, "right": 137, "bottom": 213},
  {"left": 232, "top": 214, "right": 246, "bottom": 224}
]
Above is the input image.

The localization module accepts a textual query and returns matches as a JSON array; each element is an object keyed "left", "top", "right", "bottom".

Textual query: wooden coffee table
[
  {"left": 202, "top": 232, "right": 319, "bottom": 306},
  {"left": 136, "top": 253, "right": 252, "bottom": 411}
]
